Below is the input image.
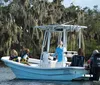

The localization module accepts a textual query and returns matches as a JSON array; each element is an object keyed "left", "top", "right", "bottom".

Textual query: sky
[
  {"left": 49, "top": 0, "right": 100, "bottom": 9},
  {"left": 0, "top": 0, "right": 13, "bottom": 6},
  {"left": 1, "top": 0, "right": 100, "bottom": 9}
]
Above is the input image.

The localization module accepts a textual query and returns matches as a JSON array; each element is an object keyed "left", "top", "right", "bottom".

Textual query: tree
[{"left": 0, "top": 0, "right": 100, "bottom": 60}]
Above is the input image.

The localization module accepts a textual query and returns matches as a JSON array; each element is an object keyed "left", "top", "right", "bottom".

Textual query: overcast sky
[
  {"left": 49, "top": 0, "right": 100, "bottom": 9},
  {"left": 0, "top": 0, "right": 13, "bottom": 6}
]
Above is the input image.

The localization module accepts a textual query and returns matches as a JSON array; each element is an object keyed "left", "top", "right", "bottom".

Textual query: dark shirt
[{"left": 71, "top": 55, "right": 84, "bottom": 67}]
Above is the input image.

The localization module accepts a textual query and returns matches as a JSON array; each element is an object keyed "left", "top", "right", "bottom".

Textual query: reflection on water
[{"left": 0, "top": 67, "right": 98, "bottom": 85}]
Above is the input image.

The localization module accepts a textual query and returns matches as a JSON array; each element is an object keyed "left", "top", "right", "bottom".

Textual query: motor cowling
[{"left": 92, "top": 53, "right": 100, "bottom": 67}]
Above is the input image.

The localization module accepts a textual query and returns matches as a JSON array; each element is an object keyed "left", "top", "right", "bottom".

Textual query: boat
[{"left": 1, "top": 24, "right": 89, "bottom": 81}]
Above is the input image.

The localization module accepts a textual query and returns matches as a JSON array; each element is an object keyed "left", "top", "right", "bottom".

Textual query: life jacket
[
  {"left": 20, "top": 54, "right": 29, "bottom": 64},
  {"left": 10, "top": 56, "right": 19, "bottom": 62},
  {"left": 71, "top": 55, "right": 84, "bottom": 67},
  {"left": 20, "top": 51, "right": 26, "bottom": 58},
  {"left": 92, "top": 53, "right": 100, "bottom": 68}
]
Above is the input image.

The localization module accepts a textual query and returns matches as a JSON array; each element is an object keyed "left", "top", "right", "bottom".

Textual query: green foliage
[
  {"left": 85, "top": 39, "right": 100, "bottom": 60},
  {"left": 0, "top": 0, "right": 100, "bottom": 60}
]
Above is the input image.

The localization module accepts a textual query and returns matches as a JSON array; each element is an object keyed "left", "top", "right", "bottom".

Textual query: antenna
[{"left": 70, "top": 0, "right": 76, "bottom": 6}]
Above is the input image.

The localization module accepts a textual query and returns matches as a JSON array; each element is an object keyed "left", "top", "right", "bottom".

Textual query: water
[{"left": 0, "top": 66, "right": 99, "bottom": 85}]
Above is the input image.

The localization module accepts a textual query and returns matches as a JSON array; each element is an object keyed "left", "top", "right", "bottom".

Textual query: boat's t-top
[{"left": 34, "top": 24, "right": 87, "bottom": 67}]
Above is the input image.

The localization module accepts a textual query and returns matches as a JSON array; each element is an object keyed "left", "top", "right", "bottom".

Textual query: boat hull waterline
[{"left": 1, "top": 57, "right": 88, "bottom": 81}]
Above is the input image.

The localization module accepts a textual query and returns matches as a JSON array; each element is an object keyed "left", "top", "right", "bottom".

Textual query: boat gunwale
[{"left": 1, "top": 56, "right": 86, "bottom": 70}]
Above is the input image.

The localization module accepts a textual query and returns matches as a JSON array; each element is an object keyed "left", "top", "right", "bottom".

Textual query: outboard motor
[
  {"left": 92, "top": 53, "right": 100, "bottom": 67},
  {"left": 91, "top": 53, "right": 100, "bottom": 81}
]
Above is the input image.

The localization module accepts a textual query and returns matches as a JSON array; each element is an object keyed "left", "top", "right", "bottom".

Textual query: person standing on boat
[
  {"left": 9, "top": 49, "right": 19, "bottom": 62},
  {"left": 54, "top": 41, "right": 67, "bottom": 66}
]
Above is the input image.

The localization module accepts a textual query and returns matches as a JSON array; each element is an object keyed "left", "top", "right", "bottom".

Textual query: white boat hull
[{"left": 1, "top": 56, "right": 88, "bottom": 81}]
